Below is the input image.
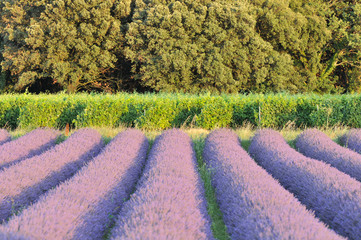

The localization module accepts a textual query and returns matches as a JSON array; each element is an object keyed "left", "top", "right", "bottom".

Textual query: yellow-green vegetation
[{"left": 1, "top": 93, "right": 361, "bottom": 131}]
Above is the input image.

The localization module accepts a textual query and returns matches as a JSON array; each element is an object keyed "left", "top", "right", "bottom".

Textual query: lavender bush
[
  {"left": 203, "top": 129, "right": 343, "bottom": 240},
  {"left": 0, "top": 128, "right": 104, "bottom": 223},
  {"left": 110, "top": 129, "right": 214, "bottom": 240},
  {"left": 296, "top": 128, "right": 361, "bottom": 182},
  {"left": 0, "top": 231, "right": 26, "bottom": 240},
  {"left": 0, "top": 129, "right": 11, "bottom": 146},
  {"left": 0, "top": 128, "right": 59, "bottom": 170},
  {"left": 340, "top": 129, "right": 361, "bottom": 154},
  {"left": 249, "top": 129, "right": 361, "bottom": 239},
  {"left": 0, "top": 129, "right": 148, "bottom": 240}
]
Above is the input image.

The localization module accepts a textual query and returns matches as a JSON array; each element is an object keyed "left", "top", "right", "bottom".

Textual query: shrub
[
  {"left": 257, "top": 94, "right": 298, "bottom": 128},
  {"left": 135, "top": 98, "right": 177, "bottom": 130},
  {"left": 308, "top": 97, "right": 344, "bottom": 127},
  {"left": 197, "top": 97, "right": 232, "bottom": 129},
  {"left": 0, "top": 93, "right": 361, "bottom": 130},
  {"left": 342, "top": 96, "right": 361, "bottom": 128},
  {"left": 74, "top": 95, "right": 126, "bottom": 128},
  {"left": 18, "top": 97, "right": 69, "bottom": 128}
]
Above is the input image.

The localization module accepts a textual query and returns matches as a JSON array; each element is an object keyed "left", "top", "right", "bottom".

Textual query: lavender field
[{"left": 0, "top": 127, "right": 360, "bottom": 239}]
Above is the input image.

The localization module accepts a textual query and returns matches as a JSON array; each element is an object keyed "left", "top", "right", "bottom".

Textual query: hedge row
[{"left": 1, "top": 93, "right": 361, "bottom": 130}]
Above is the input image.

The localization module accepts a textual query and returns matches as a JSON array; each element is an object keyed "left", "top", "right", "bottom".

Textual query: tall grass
[{"left": 1, "top": 92, "right": 361, "bottom": 130}]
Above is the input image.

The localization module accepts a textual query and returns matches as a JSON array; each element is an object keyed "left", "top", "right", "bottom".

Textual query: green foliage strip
[{"left": 0, "top": 93, "right": 361, "bottom": 130}]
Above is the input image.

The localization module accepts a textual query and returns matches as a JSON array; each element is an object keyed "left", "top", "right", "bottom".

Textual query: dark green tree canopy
[
  {"left": 125, "top": 0, "right": 303, "bottom": 93},
  {"left": 254, "top": 0, "right": 333, "bottom": 92},
  {"left": 1, "top": 0, "right": 132, "bottom": 93},
  {"left": 324, "top": 0, "right": 361, "bottom": 93},
  {"left": 0, "top": 36, "right": 5, "bottom": 90},
  {"left": 0, "top": 0, "right": 360, "bottom": 93}
]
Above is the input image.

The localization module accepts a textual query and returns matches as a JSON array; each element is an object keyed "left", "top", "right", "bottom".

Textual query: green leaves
[
  {"left": 0, "top": 0, "right": 360, "bottom": 93},
  {"left": 125, "top": 0, "right": 302, "bottom": 93},
  {"left": 254, "top": 0, "right": 331, "bottom": 92},
  {"left": 197, "top": 97, "right": 232, "bottom": 129},
  {"left": 0, "top": 0, "right": 132, "bottom": 93}
]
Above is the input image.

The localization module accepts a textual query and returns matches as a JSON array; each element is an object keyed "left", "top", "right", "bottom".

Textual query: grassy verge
[{"left": 192, "top": 136, "right": 231, "bottom": 240}]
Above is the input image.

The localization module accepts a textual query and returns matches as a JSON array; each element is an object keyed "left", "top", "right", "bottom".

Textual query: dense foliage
[
  {"left": 1, "top": 93, "right": 361, "bottom": 130},
  {"left": 0, "top": 0, "right": 360, "bottom": 93}
]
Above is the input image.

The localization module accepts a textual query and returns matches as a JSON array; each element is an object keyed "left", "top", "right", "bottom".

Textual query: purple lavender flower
[
  {"left": 110, "top": 129, "right": 214, "bottom": 240},
  {"left": 0, "top": 129, "right": 148, "bottom": 240},
  {"left": 296, "top": 128, "right": 361, "bottom": 182},
  {"left": 0, "top": 128, "right": 59, "bottom": 170},
  {"left": 0, "top": 129, "right": 11, "bottom": 146},
  {"left": 340, "top": 129, "right": 361, "bottom": 154},
  {"left": 0, "top": 128, "right": 104, "bottom": 223},
  {"left": 0, "top": 231, "right": 26, "bottom": 240},
  {"left": 203, "top": 129, "right": 343, "bottom": 240},
  {"left": 249, "top": 129, "right": 361, "bottom": 239}
]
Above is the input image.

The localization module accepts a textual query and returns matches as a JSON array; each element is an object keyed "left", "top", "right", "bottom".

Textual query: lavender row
[
  {"left": 203, "top": 129, "right": 343, "bottom": 240},
  {"left": 110, "top": 129, "right": 214, "bottom": 240},
  {"left": 340, "top": 129, "right": 361, "bottom": 154},
  {"left": 0, "top": 128, "right": 104, "bottom": 223},
  {"left": 0, "top": 128, "right": 59, "bottom": 170},
  {"left": 0, "top": 129, "right": 10, "bottom": 146},
  {"left": 296, "top": 129, "right": 361, "bottom": 182},
  {"left": 0, "top": 232, "right": 26, "bottom": 240},
  {"left": 249, "top": 129, "right": 361, "bottom": 239},
  {"left": 0, "top": 129, "right": 148, "bottom": 240}
]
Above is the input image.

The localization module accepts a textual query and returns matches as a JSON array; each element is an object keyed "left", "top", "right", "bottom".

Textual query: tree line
[{"left": 0, "top": 0, "right": 360, "bottom": 94}]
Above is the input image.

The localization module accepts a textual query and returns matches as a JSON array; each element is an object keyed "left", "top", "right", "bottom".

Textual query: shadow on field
[
  {"left": 240, "top": 139, "right": 251, "bottom": 152},
  {"left": 56, "top": 103, "right": 86, "bottom": 129},
  {"left": 1, "top": 106, "right": 20, "bottom": 130}
]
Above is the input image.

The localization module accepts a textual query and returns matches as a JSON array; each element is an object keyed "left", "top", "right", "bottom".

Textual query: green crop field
[{"left": 0, "top": 93, "right": 361, "bottom": 131}]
